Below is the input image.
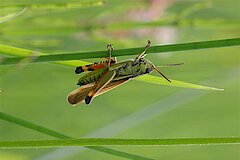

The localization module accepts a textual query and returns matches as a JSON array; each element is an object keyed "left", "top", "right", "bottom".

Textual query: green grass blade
[
  {"left": 0, "top": 138, "right": 239, "bottom": 148},
  {"left": 2, "top": 19, "right": 238, "bottom": 37},
  {"left": 0, "top": 112, "right": 68, "bottom": 139},
  {"left": 0, "top": 1, "right": 105, "bottom": 9},
  {"left": 0, "top": 112, "right": 153, "bottom": 160},
  {"left": 105, "top": 18, "right": 240, "bottom": 30},
  {"left": 0, "top": 8, "right": 27, "bottom": 23},
  {"left": 1, "top": 38, "right": 240, "bottom": 65},
  {"left": 0, "top": 43, "right": 89, "bottom": 66},
  {"left": 136, "top": 75, "right": 224, "bottom": 91},
  {"left": 0, "top": 41, "right": 225, "bottom": 91},
  {"left": 0, "top": 43, "right": 32, "bottom": 56},
  {"left": 85, "top": 146, "right": 153, "bottom": 160}
]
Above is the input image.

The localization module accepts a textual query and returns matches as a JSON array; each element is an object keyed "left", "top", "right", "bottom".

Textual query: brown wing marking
[
  {"left": 67, "top": 79, "right": 129, "bottom": 106},
  {"left": 75, "top": 58, "right": 117, "bottom": 74}
]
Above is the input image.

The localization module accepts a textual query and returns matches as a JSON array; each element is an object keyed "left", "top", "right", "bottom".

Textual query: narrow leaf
[
  {"left": 0, "top": 112, "right": 153, "bottom": 160},
  {"left": 1, "top": 38, "right": 240, "bottom": 65},
  {"left": 0, "top": 42, "right": 225, "bottom": 90},
  {"left": 0, "top": 138, "right": 239, "bottom": 148},
  {"left": 0, "top": 43, "right": 89, "bottom": 66},
  {"left": 1, "top": 19, "right": 239, "bottom": 37},
  {"left": 0, "top": 8, "right": 27, "bottom": 23},
  {"left": 0, "top": 1, "right": 105, "bottom": 9},
  {"left": 136, "top": 75, "right": 224, "bottom": 91}
]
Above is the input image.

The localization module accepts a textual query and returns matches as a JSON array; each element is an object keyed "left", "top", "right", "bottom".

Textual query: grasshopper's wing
[
  {"left": 67, "top": 83, "right": 94, "bottom": 105},
  {"left": 67, "top": 79, "right": 130, "bottom": 106}
]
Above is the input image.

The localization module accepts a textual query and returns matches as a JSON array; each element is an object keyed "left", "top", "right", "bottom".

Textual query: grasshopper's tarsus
[
  {"left": 145, "top": 40, "right": 151, "bottom": 51},
  {"left": 107, "top": 44, "right": 114, "bottom": 52},
  {"left": 142, "top": 40, "right": 151, "bottom": 54}
]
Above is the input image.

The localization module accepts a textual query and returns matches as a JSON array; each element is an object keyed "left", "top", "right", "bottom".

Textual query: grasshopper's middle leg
[
  {"left": 85, "top": 69, "right": 116, "bottom": 105},
  {"left": 106, "top": 44, "right": 116, "bottom": 67}
]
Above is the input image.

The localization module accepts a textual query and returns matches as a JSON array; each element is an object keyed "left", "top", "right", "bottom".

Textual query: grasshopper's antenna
[
  {"left": 154, "top": 67, "right": 171, "bottom": 82},
  {"left": 156, "top": 63, "right": 184, "bottom": 68},
  {"left": 155, "top": 63, "right": 184, "bottom": 82}
]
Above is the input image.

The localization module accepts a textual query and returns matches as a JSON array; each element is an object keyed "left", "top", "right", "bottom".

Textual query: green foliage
[
  {"left": 0, "top": 8, "right": 27, "bottom": 23},
  {"left": 0, "top": 112, "right": 152, "bottom": 160},
  {"left": 1, "top": 137, "right": 239, "bottom": 148},
  {"left": 0, "top": 40, "right": 226, "bottom": 91},
  {"left": 0, "top": 0, "right": 105, "bottom": 9},
  {"left": 1, "top": 38, "right": 240, "bottom": 65},
  {"left": 0, "top": 0, "right": 239, "bottom": 160},
  {"left": 0, "top": 43, "right": 89, "bottom": 66},
  {"left": 136, "top": 75, "right": 223, "bottom": 91}
]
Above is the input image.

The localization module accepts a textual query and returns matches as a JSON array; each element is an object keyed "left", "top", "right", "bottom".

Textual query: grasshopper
[{"left": 67, "top": 40, "right": 171, "bottom": 105}]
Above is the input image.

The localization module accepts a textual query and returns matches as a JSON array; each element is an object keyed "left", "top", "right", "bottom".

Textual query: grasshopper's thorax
[{"left": 115, "top": 58, "right": 155, "bottom": 78}]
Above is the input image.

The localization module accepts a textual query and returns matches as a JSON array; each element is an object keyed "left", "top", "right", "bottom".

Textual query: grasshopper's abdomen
[{"left": 77, "top": 68, "right": 106, "bottom": 86}]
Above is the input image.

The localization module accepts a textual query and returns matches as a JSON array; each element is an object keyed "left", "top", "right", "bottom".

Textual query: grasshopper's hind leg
[{"left": 85, "top": 69, "right": 116, "bottom": 105}]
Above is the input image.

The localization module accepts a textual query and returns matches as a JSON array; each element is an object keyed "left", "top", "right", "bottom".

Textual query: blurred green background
[{"left": 0, "top": 0, "right": 239, "bottom": 159}]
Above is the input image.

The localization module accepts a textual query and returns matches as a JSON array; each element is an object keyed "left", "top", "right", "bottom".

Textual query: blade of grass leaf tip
[
  {"left": 0, "top": 8, "right": 27, "bottom": 23},
  {"left": 0, "top": 112, "right": 153, "bottom": 160},
  {"left": 136, "top": 75, "right": 224, "bottom": 91}
]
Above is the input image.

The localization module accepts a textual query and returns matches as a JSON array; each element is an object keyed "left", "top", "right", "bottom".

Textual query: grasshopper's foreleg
[
  {"left": 135, "top": 40, "right": 151, "bottom": 62},
  {"left": 85, "top": 69, "right": 116, "bottom": 105},
  {"left": 143, "top": 40, "right": 151, "bottom": 55}
]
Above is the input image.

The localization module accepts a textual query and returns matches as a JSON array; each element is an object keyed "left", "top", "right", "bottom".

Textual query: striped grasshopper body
[{"left": 67, "top": 40, "right": 171, "bottom": 105}]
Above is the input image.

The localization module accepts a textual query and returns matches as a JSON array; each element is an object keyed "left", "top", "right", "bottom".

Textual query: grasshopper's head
[
  {"left": 138, "top": 58, "right": 155, "bottom": 74},
  {"left": 138, "top": 57, "right": 171, "bottom": 82}
]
